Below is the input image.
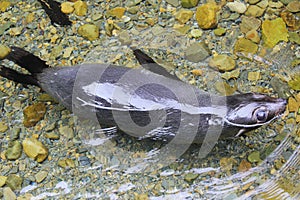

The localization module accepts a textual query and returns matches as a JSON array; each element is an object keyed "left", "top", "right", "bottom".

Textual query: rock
[
  {"left": 190, "top": 29, "right": 202, "bottom": 38},
  {"left": 185, "top": 42, "right": 210, "bottom": 62},
  {"left": 45, "top": 132, "right": 60, "bottom": 140},
  {"left": 166, "top": 0, "right": 180, "bottom": 7},
  {"left": 287, "top": 1, "right": 300, "bottom": 12},
  {"left": 78, "top": 24, "right": 99, "bottom": 41},
  {"left": 134, "top": 193, "right": 149, "bottom": 200},
  {"left": 0, "top": 121, "right": 8, "bottom": 132},
  {"left": 257, "top": 0, "right": 269, "bottom": 9},
  {"left": 240, "top": 16, "right": 261, "bottom": 34},
  {"left": 118, "top": 30, "right": 131, "bottom": 45},
  {"left": 248, "top": 0, "right": 260, "bottom": 4},
  {"left": 174, "top": 9, "right": 193, "bottom": 24},
  {"left": 248, "top": 151, "right": 261, "bottom": 163},
  {"left": 213, "top": 28, "right": 226, "bottom": 36},
  {"left": 215, "top": 81, "right": 237, "bottom": 96},
  {"left": 23, "top": 102, "right": 46, "bottom": 127},
  {"left": 58, "top": 158, "right": 75, "bottom": 168},
  {"left": 0, "top": 176, "right": 7, "bottom": 187},
  {"left": 280, "top": 11, "right": 300, "bottom": 31},
  {"left": 184, "top": 173, "right": 199, "bottom": 182},
  {"left": 3, "top": 187, "right": 16, "bottom": 200},
  {"left": 245, "top": 5, "right": 265, "bottom": 17},
  {"left": 220, "top": 157, "right": 237, "bottom": 172},
  {"left": 195, "top": 2, "right": 220, "bottom": 29},
  {"left": 289, "top": 32, "right": 300, "bottom": 45},
  {"left": 289, "top": 73, "right": 300, "bottom": 91},
  {"left": 74, "top": 0, "right": 88, "bottom": 16},
  {"left": 37, "top": 93, "right": 56, "bottom": 102},
  {"left": 5, "top": 141, "right": 22, "bottom": 160},
  {"left": 245, "top": 29, "right": 260, "bottom": 43},
  {"left": 288, "top": 97, "right": 299, "bottom": 112},
  {"left": 221, "top": 68, "right": 240, "bottom": 80},
  {"left": 34, "top": 171, "right": 48, "bottom": 183},
  {"left": 181, "top": 0, "right": 199, "bottom": 8},
  {"left": 0, "top": 1, "right": 10, "bottom": 12},
  {"left": 61, "top": 2, "right": 74, "bottom": 14},
  {"left": 107, "top": 7, "right": 126, "bottom": 18},
  {"left": 234, "top": 38, "right": 258, "bottom": 55},
  {"left": 227, "top": 1, "right": 247, "bottom": 14},
  {"left": 9, "top": 27, "right": 22, "bottom": 36},
  {"left": 262, "top": 18, "right": 288, "bottom": 48},
  {"left": 5, "top": 174, "right": 23, "bottom": 190},
  {"left": 209, "top": 54, "right": 235, "bottom": 71},
  {"left": 191, "top": 69, "right": 203, "bottom": 76},
  {"left": 59, "top": 126, "right": 74, "bottom": 139},
  {"left": 22, "top": 138, "right": 48, "bottom": 163},
  {"left": 248, "top": 71, "right": 261, "bottom": 81},
  {"left": 0, "top": 45, "right": 10, "bottom": 59}
]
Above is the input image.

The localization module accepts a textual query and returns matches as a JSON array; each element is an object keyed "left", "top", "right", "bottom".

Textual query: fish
[{"left": 0, "top": 46, "right": 287, "bottom": 144}]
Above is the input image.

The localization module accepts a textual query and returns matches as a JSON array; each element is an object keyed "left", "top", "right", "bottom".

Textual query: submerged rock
[
  {"left": 78, "top": 24, "right": 100, "bottom": 41},
  {"left": 262, "top": 18, "right": 288, "bottom": 48},
  {"left": 181, "top": 0, "right": 199, "bottom": 8},
  {"left": 209, "top": 54, "right": 235, "bottom": 71},
  {"left": 22, "top": 137, "right": 48, "bottom": 163},
  {"left": 195, "top": 2, "right": 220, "bottom": 29},
  {"left": 23, "top": 102, "right": 46, "bottom": 127},
  {"left": 234, "top": 38, "right": 258, "bottom": 54},
  {"left": 185, "top": 42, "right": 210, "bottom": 62},
  {"left": 5, "top": 141, "right": 22, "bottom": 160}
]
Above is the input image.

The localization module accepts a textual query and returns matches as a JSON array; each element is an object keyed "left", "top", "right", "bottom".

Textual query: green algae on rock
[
  {"left": 288, "top": 72, "right": 300, "bottom": 91},
  {"left": 262, "top": 18, "right": 288, "bottom": 48},
  {"left": 5, "top": 141, "right": 22, "bottom": 160},
  {"left": 181, "top": 0, "right": 199, "bottom": 8}
]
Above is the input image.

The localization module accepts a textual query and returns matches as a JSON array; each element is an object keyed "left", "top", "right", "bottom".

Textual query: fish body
[{"left": 0, "top": 47, "right": 287, "bottom": 143}]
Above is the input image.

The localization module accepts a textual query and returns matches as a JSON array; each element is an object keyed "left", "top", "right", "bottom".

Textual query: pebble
[
  {"left": 3, "top": 187, "right": 16, "bottom": 200},
  {"left": 58, "top": 158, "right": 75, "bottom": 168},
  {"left": 220, "top": 157, "right": 237, "bottom": 172},
  {"left": 240, "top": 16, "right": 261, "bottom": 34},
  {"left": 245, "top": 5, "right": 265, "bottom": 17},
  {"left": 59, "top": 126, "right": 74, "bottom": 139},
  {"left": 74, "top": 0, "right": 88, "bottom": 16},
  {"left": 174, "top": 9, "right": 193, "bottom": 24},
  {"left": 0, "top": 44, "right": 10, "bottom": 59},
  {"left": 61, "top": 2, "right": 74, "bottom": 14},
  {"left": 166, "top": 0, "right": 180, "bottom": 7},
  {"left": 245, "top": 29, "right": 260, "bottom": 43},
  {"left": 184, "top": 173, "right": 199, "bottom": 182},
  {"left": 185, "top": 42, "right": 210, "bottom": 62},
  {"left": 0, "top": 1, "right": 10, "bottom": 12},
  {"left": 209, "top": 54, "right": 235, "bottom": 71},
  {"left": 5, "top": 174, "right": 23, "bottom": 190},
  {"left": 262, "top": 18, "right": 289, "bottom": 48},
  {"left": 107, "top": 7, "right": 126, "bottom": 19},
  {"left": 190, "top": 29, "right": 202, "bottom": 38},
  {"left": 9, "top": 27, "right": 22, "bottom": 36},
  {"left": 34, "top": 171, "right": 48, "bottom": 183},
  {"left": 181, "top": 0, "right": 199, "bottom": 8},
  {"left": 238, "top": 160, "right": 252, "bottom": 172},
  {"left": 288, "top": 97, "right": 299, "bottom": 112},
  {"left": 5, "top": 141, "right": 22, "bottom": 160},
  {"left": 78, "top": 24, "right": 99, "bottom": 41},
  {"left": 289, "top": 32, "right": 300, "bottom": 45},
  {"left": 0, "top": 176, "right": 7, "bottom": 187},
  {"left": 45, "top": 132, "right": 60, "bottom": 140},
  {"left": 280, "top": 11, "right": 299, "bottom": 31},
  {"left": 227, "top": 1, "right": 247, "bottom": 14},
  {"left": 0, "top": 121, "right": 8, "bottom": 132},
  {"left": 287, "top": 1, "right": 300, "bottom": 12},
  {"left": 221, "top": 68, "right": 240, "bottom": 80},
  {"left": 213, "top": 28, "right": 226, "bottom": 36},
  {"left": 195, "top": 2, "right": 220, "bottom": 29},
  {"left": 215, "top": 81, "right": 237, "bottom": 96},
  {"left": 23, "top": 102, "right": 46, "bottom": 127},
  {"left": 248, "top": 151, "right": 262, "bottom": 163},
  {"left": 234, "top": 38, "right": 258, "bottom": 54},
  {"left": 248, "top": 71, "right": 261, "bottom": 81},
  {"left": 22, "top": 137, "right": 48, "bottom": 163},
  {"left": 118, "top": 30, "right": 132, "bottom": 45}
]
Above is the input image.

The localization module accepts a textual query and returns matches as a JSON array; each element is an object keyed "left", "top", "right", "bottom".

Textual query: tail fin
[
  {"left": 6, "top": 46, "right": 49, "bottom": 75},
  {"left": 0, "top": 65, "right": 38, "bottom": 86}
]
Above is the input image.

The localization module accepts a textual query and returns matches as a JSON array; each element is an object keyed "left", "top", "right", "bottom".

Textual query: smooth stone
[
  {"left": 287, "top": 1, "right": 300, "bottom": 12},
  {"left": 221, "top": 68, "right": 240, "bottom": 80},
  {"left": 174, "top": 9, "right": 193, "bottom": 24},
  {"left": 22, "top": 137, "right": 48, "bottom": 163},
  {"left": 166, "top": 0, "right": 180, "bottom": 7},
  {"left": 107, "top": 7, "right": 126, "bottom": 19},
  {"left": 5, "top": 141, "right": 22, "bottom": 160},
  {"left": 227, "top": 1, "right": 247, "bottom": 14},
  {"left": 248, "top": 151, "right": 262, "bottom": 163},
  {"left": 248, "top": 71, "right": 261, "bottom": 81},
  {"left": 234, "top": 38, "right": 258, "bottom": 54},
  {"left": 213, "top": 28, "right": 226, "bottom": 36},
  {"left": 262, "top": 18, "right": 288, "bottom": 48},
  {"left": 0, "top": 45, "right": 10, "bottom": 59},
  {"left": 3, "top": 187, "right": 16, "bottom": 200},
  {"left": 184, "top": 173, "right": 199, "bottom": 182},
  {"left": 209, "top": 54, "right": 235, "bottom": 71},
  {"left": 78, "top": 24, "right": 99, "bottom": 41},
  {"left": 181, "top": 0, "right": 199, "bottom": 8},
  {"left": 245, "top": 29, "right": 260, "bottom": 43},
  {"left": 45, "top": 132, "right": 60, "bottom": 140},
  {"left": 185, "top": 42, "right": 210, "bottom": 62},
  {"left": 289, "top": 32, "right": 300, "bottom": 45},
  {"left": 34, "top": 171, "right": 48, "bottom": 183},
  {"left": 74, "top": 1, "right": 88, "bottom": 16},
  {"left": 61, "top": 2, "right": 74, "bottom": 14},
  {"left": 195, "top": 2, "right": 220, "bottom": 29},
  {"left": 23, "top": 102, "right": 46, "bottom": 127},
  {"left": 5, "top": 174, "right": 23, "bottom": 190},
  {"left": 0, "top": 176, "right": 7, "bottom": 187},
  {"left": 240, "top": 16, "right": 261, "bottom": 33},
  {"left": 190, "top": 29, "right": 202, "bottom": 38},
  {"left": 245, "top": 5, "right": 265, "bottom": 17}
]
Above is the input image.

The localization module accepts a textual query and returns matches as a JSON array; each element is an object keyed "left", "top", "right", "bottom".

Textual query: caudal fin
[
  {"left": 0, "top": 65, "right": 38, "bottom": 86},
  {"left": 6, "top": 46, "right": 49, "bottom": 75}
]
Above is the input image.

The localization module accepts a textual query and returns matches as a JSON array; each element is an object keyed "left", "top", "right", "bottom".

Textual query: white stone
[{"left": 227, "top": 1, "right": 247, "bottom": 14}]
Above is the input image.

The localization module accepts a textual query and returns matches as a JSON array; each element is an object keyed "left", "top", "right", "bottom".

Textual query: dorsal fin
[{"left": 131, "top": 48, "right": 181, "bottom": 81}]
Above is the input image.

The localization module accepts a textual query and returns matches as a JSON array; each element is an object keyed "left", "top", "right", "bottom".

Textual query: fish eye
[{"left": 254, "top": 107, "right": 269, "bottom": 122}]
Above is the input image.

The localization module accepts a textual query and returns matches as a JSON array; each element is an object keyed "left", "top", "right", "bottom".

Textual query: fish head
[{"left": 224, "top": 93, "right": 287, "bottom": 135}]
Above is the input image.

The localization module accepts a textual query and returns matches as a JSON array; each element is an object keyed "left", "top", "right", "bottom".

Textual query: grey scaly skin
[{"left": 0, "top": 47, "right": 287, "bottom": 143}]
